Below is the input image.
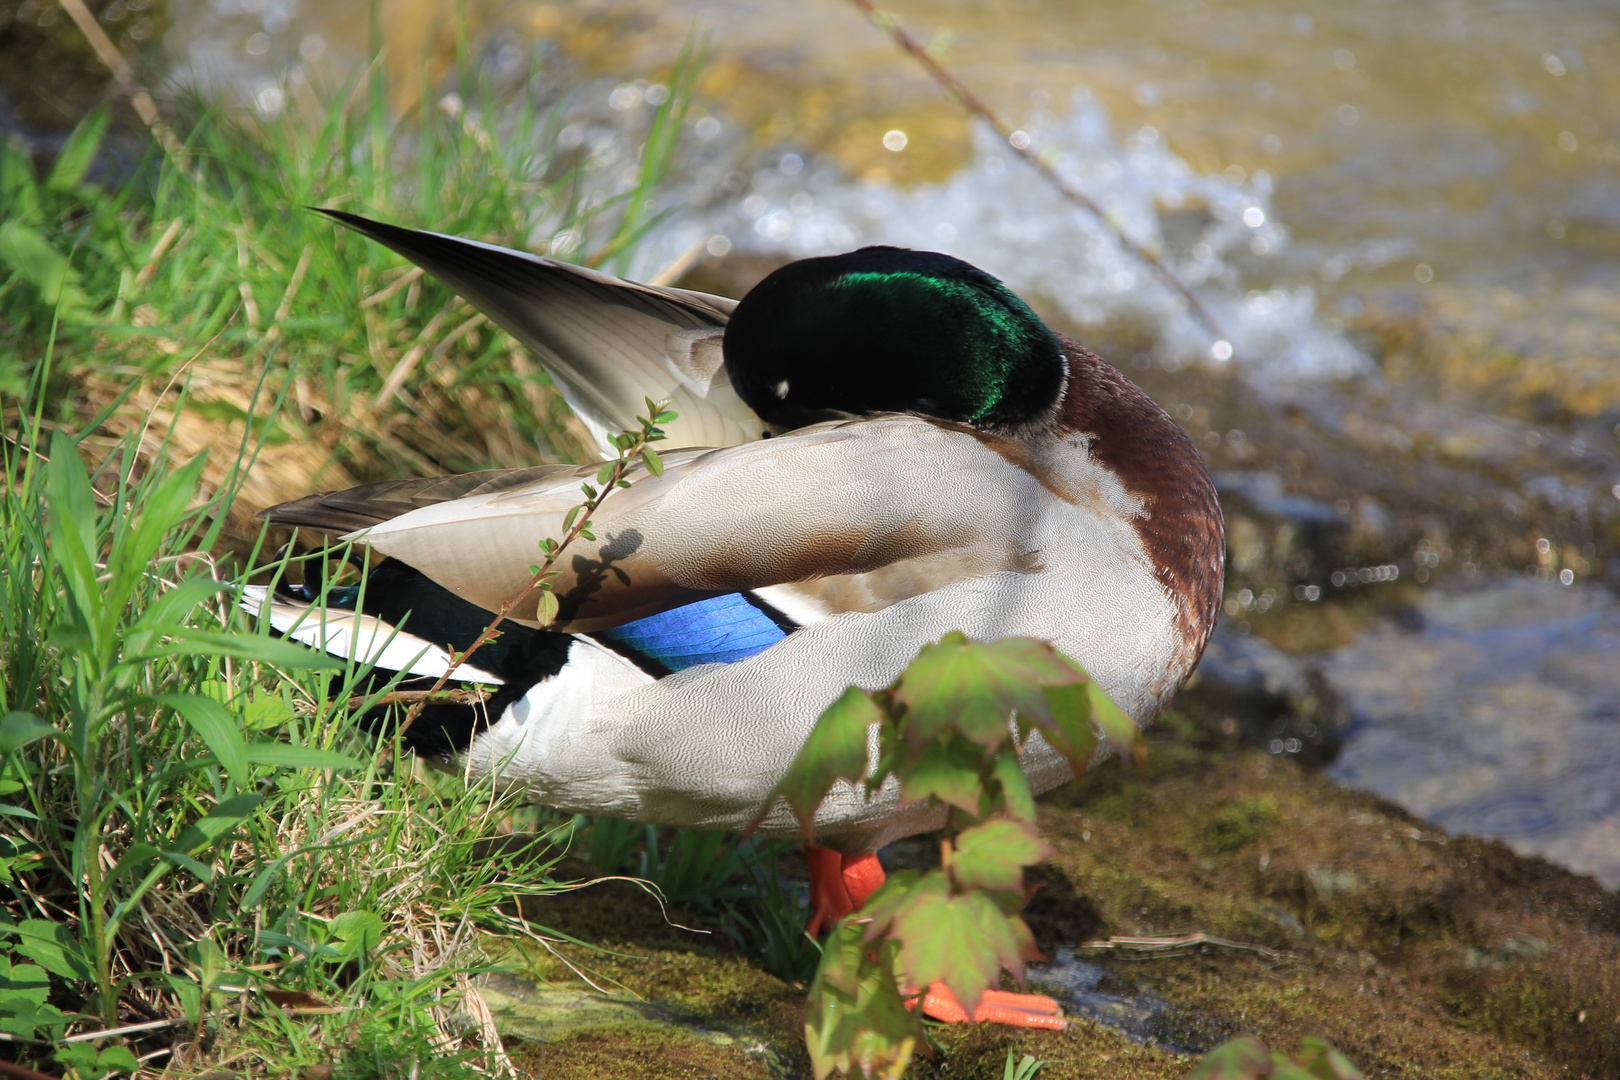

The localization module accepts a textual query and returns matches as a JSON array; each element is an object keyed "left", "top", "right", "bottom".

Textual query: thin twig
[
  {"left": 393, "top": 402, "right": 671, "bottom": 740},
  {"left": 1079, "top": 932, "right": 1283, "bottom": 961},
  {"left": 55, "top": 0, "right": 188, "bottom": 169},
  {"left": 845, "top": 0, "right": 1226, "bottom": 344},
  {"left": 59, "top": 1016, "right": 189, "bottom": 1044},
  {"left": 349, "top": 687, "right": 493, "bottom": 711}
]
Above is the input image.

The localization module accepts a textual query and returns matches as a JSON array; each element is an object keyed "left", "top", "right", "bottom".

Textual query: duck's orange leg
[{"left": 801, "top": 846, "right": 1066, "bottom": 1030}]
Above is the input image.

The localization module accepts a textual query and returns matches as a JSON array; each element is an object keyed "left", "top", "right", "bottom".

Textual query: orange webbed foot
[{"left": 917, "top": 983, "right": 1067, "bottom": 1030}]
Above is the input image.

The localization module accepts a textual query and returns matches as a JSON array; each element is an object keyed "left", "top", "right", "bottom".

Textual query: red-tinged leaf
[
  {"left": 949, "top": 820, "right": 1051, "bottom": 895},
  {"left": 764, "top": 686, "right": 883, "bottom": 838},
  {"left": 1007, "top": 913, "right": 1044, "bottom": 964},
  {"left": 1088, "top": 682, "right": 1138, "bottom": 763},
  {"left": 990, "top": 751, "right": 1036, "bottom": 822},
  {"left": 897, "top": 735, "right": 985, "bottom": 815},
  {"left": 893, "top": 634, "right": 1086, "bottom": 754},
  {"left": 805, "top": 925, "right": 918, "bottom": 1080},
  {"left": 1296, "top": 1038, "right": 1366, "bottom": 1080},
  {"left": 858, "top": 868, "right": 926, "bottom": 944},
  {"left": 1185, "top": 1036, "right": 1274, "bottom": 1080},
  {"left": 1039, "top": 681, "right": 1098, "bottom": 775},
  {"left": 892, "top": 884, "right": 1022, "bottom": 1015}
]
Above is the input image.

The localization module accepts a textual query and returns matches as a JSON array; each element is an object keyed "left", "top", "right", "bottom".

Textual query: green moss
[
  {"left": 505, "top": 1021, "right": 774, "bottom": 1080},
  {"left": 1206, "top": 796, "right": 1281, "bottom": 853}
]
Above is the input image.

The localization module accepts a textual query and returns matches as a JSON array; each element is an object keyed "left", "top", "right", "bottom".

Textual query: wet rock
[
  {"left": 1195, "top": 622, "right": 1313, "bottom": 705},
  {"left": 1322, "top": 578, "right": 1620, "bottom": 887},
  {"left": 1215, "top": 471, "right": 1350, "bottom": 530},
  {"left": 1027, "top": 948, "right": 1229, "bottom": 1055},
  {"left": 1181, "top": 623, "right": 1337, "bottom": 763}
]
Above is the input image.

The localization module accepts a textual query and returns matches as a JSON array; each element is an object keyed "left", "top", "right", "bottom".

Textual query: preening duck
[{"left": 249, "top": 212, "right": 1224, "bottom": 1026}]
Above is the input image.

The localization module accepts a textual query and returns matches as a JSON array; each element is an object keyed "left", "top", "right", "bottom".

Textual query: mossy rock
[{"left": 487, "top": 709, "right": 1619, "bottom": 1078}]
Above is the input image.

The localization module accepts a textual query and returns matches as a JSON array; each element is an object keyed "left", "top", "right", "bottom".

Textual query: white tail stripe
[{"left": 238, "top": 585, "right": 505, "bottom": 684}]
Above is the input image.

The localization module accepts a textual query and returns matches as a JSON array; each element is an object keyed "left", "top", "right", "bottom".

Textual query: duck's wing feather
[
  {"left": 319, "top": 210, "right": 763, "bottom": 454},
  {"left": 258, "top": 463, "right": 583, "bottom": 535},
  {"left": 344, "top": 418, "right": 1040, "bottom": 632}
]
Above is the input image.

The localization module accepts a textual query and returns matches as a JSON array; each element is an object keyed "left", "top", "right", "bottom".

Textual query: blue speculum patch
[{"left": 598, "top": 592, "right": 789, "bottom": 671}]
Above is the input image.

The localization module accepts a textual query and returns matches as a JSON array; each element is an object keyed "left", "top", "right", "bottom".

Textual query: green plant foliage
[
  {"left": 770, "top": 633, "right": 1129, "bottom": 1079},
  {"left": 0, "top": 25, "right": 704, "bottom": 1070},
  {"left": 1185, "top": 1035, "right": 1366, "bottom": 1080},
  {"left": 1003, "top": 1049, "right": 1045, "bottom": 1080}
]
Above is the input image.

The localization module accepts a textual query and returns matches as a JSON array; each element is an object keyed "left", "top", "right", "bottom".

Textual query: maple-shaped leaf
[
  {"left": 1039, "top": 681, "right": 1099, "bottom": 775},
  {"left": 949, "top": 819, "right": 1052, "bottom": 894},
  {"left": 805, "top": 925, "right": 918, "bottom": 1080},
  {"left": 1185, "top": 1036, "right": 1274, "bottom": 1080},
  {"left": 858, "top": 868, "right": 924, "bottom": 944},
  {"left": 761, "top": 686, "right": 883, "bottom": 839},
  {"left": 891, "top": 878, "right": 1024, "bottom": 1014},
  {"left": 893, "top": 634, "right": 1085, "bottom": 754},
  {"left": 990, "top": 750, "right": 1037, "bottom": 822},
  {"left": 1296, "top": 1038, "right": 1366, "bottom": 1080},
  {"left": 1007, "top": 912, "right": 1044, "bottom": 964},
  {"left": 898, "top": 734, "right": 987, "bottom": 815}
]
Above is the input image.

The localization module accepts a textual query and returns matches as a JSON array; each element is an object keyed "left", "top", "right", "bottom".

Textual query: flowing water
[{"left": 4, "top": 0, "right": 1618, "bottom": 881}]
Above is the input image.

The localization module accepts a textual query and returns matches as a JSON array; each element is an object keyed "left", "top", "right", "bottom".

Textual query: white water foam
[{"left": 637, "top": 90, "right": 1372, "bottom": 385}]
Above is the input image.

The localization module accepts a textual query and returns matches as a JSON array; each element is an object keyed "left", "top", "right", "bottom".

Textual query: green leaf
[
  {"left": 171, "top": 793, "right": 263, "bottom": 856},
  {"left": 0, "top": 712, "right": 60, "bottom": 755},
  {"left": 891, "top": 881, "right": 1023, "bottom": 1015},
  {"left": 242, "top": 694, "right": 293, "bottom": 732},
  {"left": 805, "top": 922, "right": 918, "bottom": 1080},
  {"left": 1, "top": 919, "right": 92, "bottom": 981},
  {"left": 641, "top": 448, "right": 664, "bottom": 476},
  {"left": 0, "top": 140, "right": 41, "bottom": 223},
  {"left": 1297, "top": 1038, "right": 1366, "bottom": 1080},
  {"left": 0, "top": 997, "right": 69, "bottom": 1040},
  {"left": 0, "top": 220, "right": 91, "bottom": 313},
  {"left": 535, "top": 589, "right": 560, "bottom": 627},
  {"left": 765, "top": 686, "right": 882, "bottom": 838},
  {"left": 1087, "top": 681, "right": 1138, "bottom": 762},
  {"left": 990, "top": 751, "right": 1036, "bottom": 822},
  {"left": 244, "top": 743, "right": 360, "bottom": 770},
  {"left": 144, "top": 629, "right": 344, "bottom": 669},
  {"left": 56, "top": 1040, "right": 140, "bottom": 1077},
  {"left": 1039, "top": 681, "right": 1098, "bottom": 776},
  {"left": 326, "top": 910, "right": 385, "bottom": 960},
  {"left": 655, "top": 410, "right": 679, "bottom": 424},
  {"left": 46, "top": 106, "right": 109, "bottom": 191},
  {"left": 892, "top": 634, "right": 1085, "bottom": 754},
  {"left": 561, "top": 505, "right": 581, "bottom": 533},
  {"left": 950, "top": 820, "right": 1052, "bottom": 894},
  {"left": 156, "top": 693, "right": 249, "bottom": 781},
  {"left": 897, "top": 735, "right": 985, "bottom": 816},
  {"left": 1185, "top": 1036, "right": 1274, "bottom": 1080},
  {"left": 0, "top": 958, "right": 51, "bottom": 1006},
  {"left": 46, "top": 431, "right": 100, "bottom": 627},
  {"left": 596, "top": 462, "right": 616, "bottom": 485}
]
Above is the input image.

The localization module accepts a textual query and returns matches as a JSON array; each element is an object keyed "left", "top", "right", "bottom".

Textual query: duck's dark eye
[{"left": 761, "top": 430, "right": 772, "bottom": 439}]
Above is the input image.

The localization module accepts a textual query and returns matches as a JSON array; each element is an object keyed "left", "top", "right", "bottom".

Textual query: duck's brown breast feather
[{"left": 1054, "top": 337, "right": 1226, "bottom": 676}]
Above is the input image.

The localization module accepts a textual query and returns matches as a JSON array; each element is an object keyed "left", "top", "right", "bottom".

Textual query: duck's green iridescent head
[{"left": 722, "top": 247, "right": 1066, "bottom": 431}]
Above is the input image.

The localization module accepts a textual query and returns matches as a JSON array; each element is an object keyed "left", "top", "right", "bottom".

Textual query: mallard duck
[{"left": 247, "top": 211, "right": 1224, "bottom": 1026}]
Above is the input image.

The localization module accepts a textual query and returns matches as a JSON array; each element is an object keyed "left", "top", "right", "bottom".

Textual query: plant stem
[{"left": 393, "top": 405, "right": 669, "bottom": 740}]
